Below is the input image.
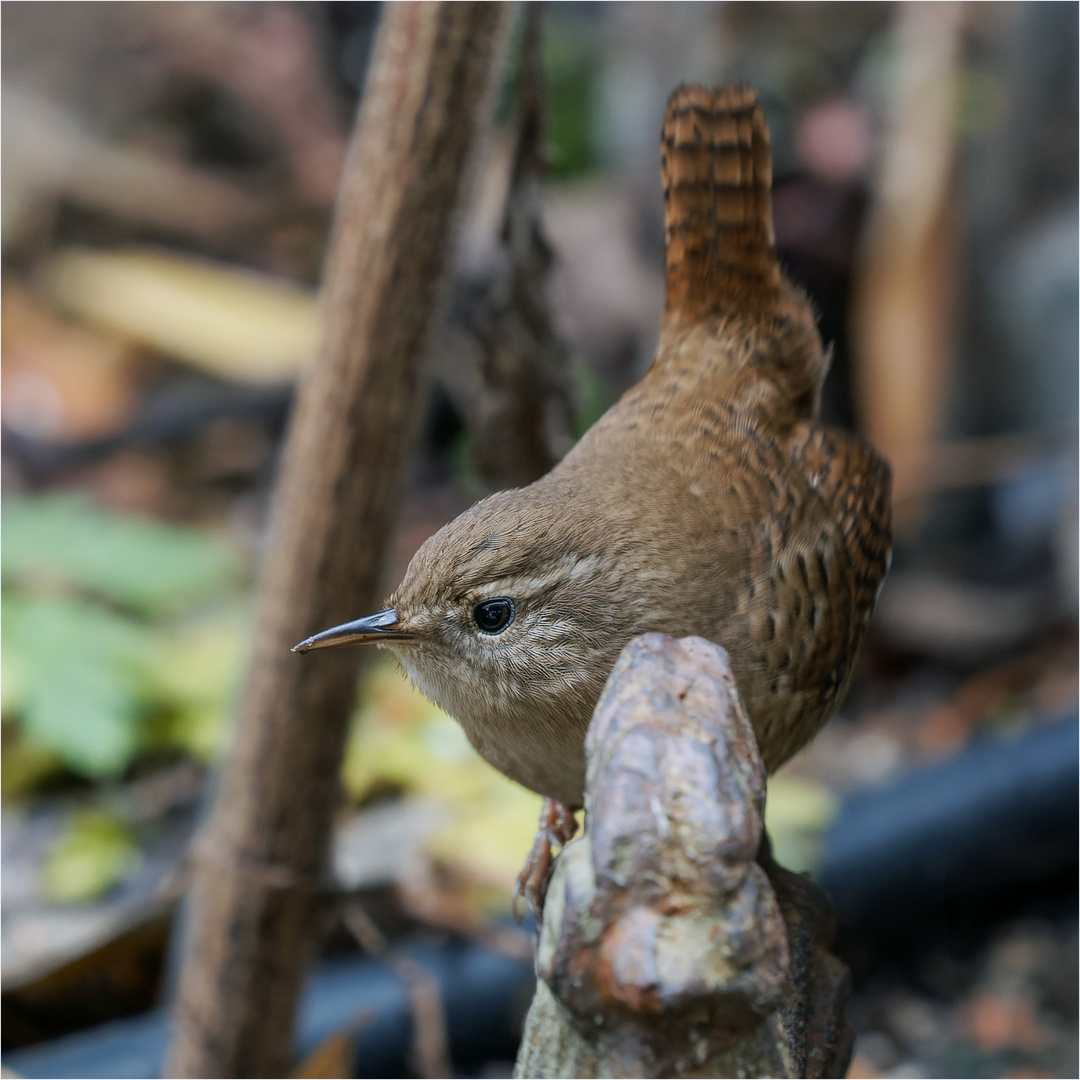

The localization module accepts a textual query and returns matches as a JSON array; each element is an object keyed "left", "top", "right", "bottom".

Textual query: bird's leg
[{"left": 514, "top": 798, "right": 579, "bottom": 923}]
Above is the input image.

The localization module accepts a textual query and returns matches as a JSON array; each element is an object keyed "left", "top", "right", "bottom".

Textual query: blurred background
[{"left": 1, "top": 3, "right": 1076, "bottom": 1078}]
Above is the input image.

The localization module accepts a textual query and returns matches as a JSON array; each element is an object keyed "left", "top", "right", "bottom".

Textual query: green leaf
[
  {"left": 161, "top": 702, "right": 229, "bottom": 763},
  {"left": 2, "top": 593, "right": 147, "bottom": 776},
  {"left": 2, "top": 494, "right": 239, "bottom": 615},
  {"left": 138, "top": 611, "right": 244, "bottom": 709},
  {"left": 571, "top": 359, "right": 615, "bottom": 438},
  {"left": 42, "top": 810, "right": 140, "bottom": 903},
  {"left": 1, "top": 630, "right": 27, "bottom": 716},
  {"left": 139, "top": 611, "right": 245, "bottom": 761},
  {"left": 542, "top": 18, "right": 600, "bottom": 178}
]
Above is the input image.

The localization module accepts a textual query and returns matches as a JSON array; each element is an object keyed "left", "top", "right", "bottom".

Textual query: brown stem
[{"left": 164, "top": 5, "right": 511, "bottom": 1076}]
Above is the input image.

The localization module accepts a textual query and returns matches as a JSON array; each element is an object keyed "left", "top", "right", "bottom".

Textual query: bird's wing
[
  {"left": 787, "top": 421, "right": 893, "bottom": 622},
  {"left": 714, "top": 421, "right": 890, "bottom": 770}
]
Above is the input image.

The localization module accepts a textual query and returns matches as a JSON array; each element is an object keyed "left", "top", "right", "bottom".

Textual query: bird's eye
[{"left": 473, "top": 598, "right": 514, "bottom": 634}]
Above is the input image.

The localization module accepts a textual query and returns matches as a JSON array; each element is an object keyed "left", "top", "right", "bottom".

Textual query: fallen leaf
[
  {"left": 291, "top": 1020, "right": 370, "bottom": 1079},
  {"left": 39, "top": 247, "right": 318, "bottom": 383}
]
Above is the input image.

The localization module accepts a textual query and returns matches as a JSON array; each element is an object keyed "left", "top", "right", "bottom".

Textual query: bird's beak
[{"left": 291, "top": 608, "right": 414, "bottom": 653}]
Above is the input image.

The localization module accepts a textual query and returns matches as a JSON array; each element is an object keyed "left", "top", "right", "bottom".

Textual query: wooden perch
[
  {"left": 514, "top": 634, "right": 853, "bottom": 1079},
  {"left": 164, "top": 5, "right": 511, "bottom": 1077}
]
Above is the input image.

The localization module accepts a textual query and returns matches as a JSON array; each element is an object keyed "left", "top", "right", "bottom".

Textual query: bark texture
[{"left": 164, "top": 5, "right": 511, "bottom": 1076}]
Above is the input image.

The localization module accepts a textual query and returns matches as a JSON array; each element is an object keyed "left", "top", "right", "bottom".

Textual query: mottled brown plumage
[{"left": 296, "top": 85, "right": 891, "bottom": 814}]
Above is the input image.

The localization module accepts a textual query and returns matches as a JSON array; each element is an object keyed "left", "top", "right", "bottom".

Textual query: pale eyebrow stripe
[{"left": 464, "top": 554, "right": 607, "bottom": 601}]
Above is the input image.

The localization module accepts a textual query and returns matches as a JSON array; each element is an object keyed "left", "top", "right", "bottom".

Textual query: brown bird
[{"left": 295, "top": 84, "right": 891, "bottom": 910}]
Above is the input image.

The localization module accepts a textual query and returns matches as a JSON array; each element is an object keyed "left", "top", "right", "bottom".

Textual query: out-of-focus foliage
[
  {"left": 4, "top": 592, "right": 152, "bottom": 776},
  {"left": 542, "top": 23, "right": 600, "bottom": 179},
  {"left": 764, "top": 775, "right": 838, "bottom": 875},
  {"left": 345, "top": 660, "right": 544, "bottom": 902},
  {"left": 571, "top": 358, "right": 616, "bottom": 439},
  {"left": 1, "top": 733, "right": 63, "bottom": 800},
  {"left": 40, "top": 248, "right": 320, "bottom": 385},
  {"left": 494, "top": 13, "right": 599, "bottom": 180},
  {"left": 3, "top": 494, "right": 239, "bottom": 614},
  {"left": 2, "top": 495, "right": 245, "bottom": 778},
  {"left": 41, "top": 809, "right": 140, "bottom": 903},
  {"left": 140, "top": 615, "right": 247, "bottom": 764}
]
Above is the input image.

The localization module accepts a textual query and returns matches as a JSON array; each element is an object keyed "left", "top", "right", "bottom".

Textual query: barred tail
[{"left": 661, "top": 84, "right": 781, "bottom": 320}]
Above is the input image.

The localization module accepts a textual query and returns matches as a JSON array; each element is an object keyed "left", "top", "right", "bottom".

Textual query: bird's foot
[{"left": 513, "top": 798, "right": 579, "bottom": 924}]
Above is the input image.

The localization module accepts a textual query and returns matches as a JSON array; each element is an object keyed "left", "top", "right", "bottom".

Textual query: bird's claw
[{"left": 513, "top": 798, "right": 579, "bottom": 924}]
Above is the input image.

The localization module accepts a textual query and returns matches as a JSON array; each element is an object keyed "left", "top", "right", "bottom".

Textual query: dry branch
[
  {"left": 435, "top": 2, "right": 576, "bottom": 488},
  {"left": 514, "top": 634, "right": 853, "bottom": 1079},
  {"left": 164, "top": 5, "right": 511, "bottom": 1076}
]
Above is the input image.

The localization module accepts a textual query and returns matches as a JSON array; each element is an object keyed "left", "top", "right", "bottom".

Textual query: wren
[{"left": 295, "top": 84, "right": 891, "bottom": 880}]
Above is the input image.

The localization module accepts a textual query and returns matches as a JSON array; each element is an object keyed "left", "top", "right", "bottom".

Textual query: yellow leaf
[
  {"left": 291, "top": 1030, "right": 358, "bottom": 1079},
  {"left": 344, "top": 661, "right": 544, "bottom": 912},
  {"left": 764, "top": 776, "right": 838, "bottom": 875},
  {"left": 42, "top": 810, "right": 139, "bottom": 904},
  {"left": 39, "top": 248, "right": 318, "bottom": 384}
]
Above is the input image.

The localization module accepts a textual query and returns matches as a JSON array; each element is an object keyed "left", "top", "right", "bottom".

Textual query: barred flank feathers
[
  {"left": 790, "top": 424, "right": 893, "bottom": 618},
  {"left": 661, "top": 84, "right": 781, "bottom": 319}
]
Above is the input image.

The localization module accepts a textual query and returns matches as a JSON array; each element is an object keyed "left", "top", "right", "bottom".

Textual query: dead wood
[
  {"left": 436, "top": 1, "right": 576, "bottom": 488},
  {"left": 514, "top": 634, "right": 853, "bottom": 1079},
  {"left": 164, "top": 5, "right": 511, "bottom": 1076}
]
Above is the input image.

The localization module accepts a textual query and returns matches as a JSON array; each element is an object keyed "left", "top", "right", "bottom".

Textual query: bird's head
[{"left": 293, "top": 488, "right": 646, "bottom": 760}]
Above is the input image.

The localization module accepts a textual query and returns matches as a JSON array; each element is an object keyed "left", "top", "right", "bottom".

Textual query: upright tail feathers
[{"left": 661, "top": 84, "right": 781, "bottom": 321}]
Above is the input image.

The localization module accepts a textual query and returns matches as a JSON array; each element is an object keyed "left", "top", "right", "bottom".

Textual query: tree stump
[{"left": 514, "top": 634, "right": 853, "bottom": 1079}]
